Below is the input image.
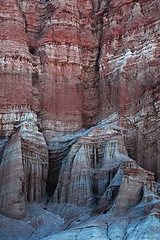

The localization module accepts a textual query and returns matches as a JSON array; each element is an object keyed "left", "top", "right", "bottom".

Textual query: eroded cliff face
[
  {"left": 0, "top": 0, "right": 160, "bottom": 238},
  {"left": 1, "top": 0, "right": 159, "bottom": 172},
  {"left": 0, "top": 113, "right": 49, "bottom": 219},
  {"left": 100, "top": 0, "right": 160, "bottom": 182}
]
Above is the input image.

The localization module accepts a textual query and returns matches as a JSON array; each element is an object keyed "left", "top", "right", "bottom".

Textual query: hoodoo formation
[{"left": 0, "top": 0, "right": 160, "bottom": 239}]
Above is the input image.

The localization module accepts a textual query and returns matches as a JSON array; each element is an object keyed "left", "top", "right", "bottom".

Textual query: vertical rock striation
[
  {"left": 0, "top": 0, "right": 32, "bottom": 111},
  {"left": 99, "top": 0, "right": 160, "bottom": 180},
  {"left": 51, "top": 121, "right": 158, "bottom": 217},
  {"left": 0, "top": 0, "right": 160, "bottom": 225},
  {"left": 19, "top": 113, "right": 49, "bottom": 204},
  {"left": 0, "top": 113, "right": 49, "bottom": 219},
  {"left": 0, "top": 134, "right": 25, "bottom": 219}
]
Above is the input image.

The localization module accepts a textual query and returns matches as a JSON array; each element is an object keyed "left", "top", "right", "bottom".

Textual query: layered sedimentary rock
[
  {"left": 0, "top": 0, "right": 32, "bottom": 111},
  {"left": 19, "top": 113, "right": 49, "bottom": 204},
  {"left": 0, "top": 0, "right": 159, "bottom": 179},
  {"left": 110, "top": 159, "right": 157, "bottom": 215},
  {"left": 18, "top": 0, "right": 83, "bottom": 135},
  {"left": 52, "top": 123, "right": 158, "bottom": 216},
  {"left": 99, "top": 0, "right": 160, "bottom": 180},
  {"left": 0, "top": 0, "right": 160, "bottom": 234},
  {"left": 0, "top": 113, "right": 49, "bottom": 219},
  {"left": 0, "top": 134, "right": 25, "bottom": 219}
]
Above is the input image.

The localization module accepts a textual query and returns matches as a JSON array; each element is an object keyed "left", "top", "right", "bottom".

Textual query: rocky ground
[{"left": 1, "top": 196, "right": 160, "bottom": 240}]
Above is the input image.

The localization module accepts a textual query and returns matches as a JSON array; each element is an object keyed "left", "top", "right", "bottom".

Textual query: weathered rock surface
[
  {"left": 110, "top": 159, "right": 157, "bottom": 215},
  {"left": 100, "top": 0, "right": 160, "bottom": 181},
  {"left": 0, "top": 133, "right": 25, "bottom": 219},
  {"left": 44, "top": 195, "right": 160, "bottom": 240},
  {"left": 52, "top": 123, "right": 128, "bottom": 208},
  {"left": 51, "top": 122, "right": 158, "bottom": 216},
  {"left": 0, "top": 0, "right": 32, "bottom": 111},
  {"left": 0, "top": 113, "right": 49, "bottom": 219},
  {"left": 20, "top": 113, "right": 49, "bottom": 204},
  {"left": 0, "top": 0, "right": 160, "bottom": 239},
  {"left": 0, "top": 0, "right": 159, "bottom": 177},
  {"left": 43, "top": 216, "right": 160, "bottom": 240},
  {"left": 0, "top": 203, "right": 65, "bottom": 240}
]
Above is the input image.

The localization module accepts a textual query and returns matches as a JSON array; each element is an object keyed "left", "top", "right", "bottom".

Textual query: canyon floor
[{"left": 1, "top": 199, "right": 160, "bottom": 240}]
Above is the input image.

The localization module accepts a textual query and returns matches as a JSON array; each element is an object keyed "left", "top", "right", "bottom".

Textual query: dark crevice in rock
[
  {"left": 40, "top": 0, "right": 50, "bottom": 3},
  {"left": 81, "top": 3, "right": 109, "bottom": 129},
  {"left": 19, "top": 0, "right": 55, "bottom": 48},
  {"left": 29, "top": 46, "right": 36, "bottom": 55},
  {"left": 95, "top": 6, "right": 108, "bottom": 72},
  {"left": 46, "top": 137, "right": 79, "bottom": 198},
  {"left": 32, "top": 72, "right": 39, "bottom": 86}
]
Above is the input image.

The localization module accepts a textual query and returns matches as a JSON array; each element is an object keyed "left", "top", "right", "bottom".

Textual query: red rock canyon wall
[{"left": 0, "top": 0, "right": 160, "bottom": 219}]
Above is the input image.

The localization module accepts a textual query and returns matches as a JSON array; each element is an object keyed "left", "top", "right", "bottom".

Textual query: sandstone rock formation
[
  {"left": 52, "top": 123, "right": 128, "bottom": 207},
  {"left": 0, "top": 113, "right": 49, "bottom": 219},
  {"left": 0, "top": 0, "right": 160, "bottom": 239},
  {"left": 100, "top": 0, "right": 160, "bottom": 181},
  {"left": 0, "top": 0, "right": 159, "bottom": 175},
  {"left": 19, "top": 113, "right": 49, "bottom": 204},
  {"left": 51, "top": 122, "right": 158, "bottom": 218},
  {"left": 0, "top": 133, "right": 25, "bottom": 219}
]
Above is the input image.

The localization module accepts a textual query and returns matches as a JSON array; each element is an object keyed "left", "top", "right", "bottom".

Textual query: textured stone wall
[
  {"left": 52, "top": 124, "right": 158, "bottom": 215},
  {"left": 0, "top": 0, "right": 159, "bottom": 219},
  {"left": 0, "top": 0, "right": 32, "bottom": 110},
  {"left": 99, "top": 0, "right": 160, "bottom": 180},
  {"left": 0, "top": 134, "right": 25, "bottom": 219},
  {"left": 0, "top": 113, "right": 49, "bottom": 219}
]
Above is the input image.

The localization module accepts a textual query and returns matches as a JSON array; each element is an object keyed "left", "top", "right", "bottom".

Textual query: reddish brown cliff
[
  {"left": 0, "top": 0, "right": 160, "bottom": 221},
  {"left": 99, "top": 0, "right": 160, "bottom": 181},
  {"left": 0, "top": 0, "right": 32, "bottom": 111}
]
